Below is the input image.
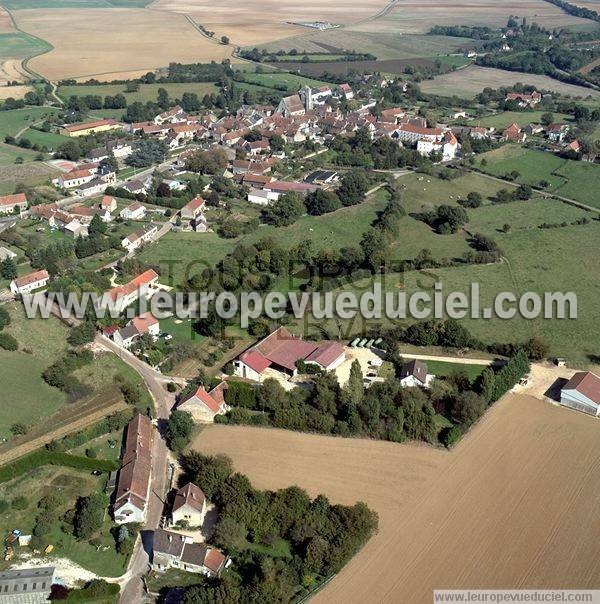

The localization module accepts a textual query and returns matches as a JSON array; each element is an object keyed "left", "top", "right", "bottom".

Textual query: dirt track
[{"left": 194, "top": 394, "right": 600, "bottom": 602}]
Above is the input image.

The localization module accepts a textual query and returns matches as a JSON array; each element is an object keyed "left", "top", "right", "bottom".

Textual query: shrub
[{"left": 0, "top": 333, "right": 18, "bottom": 351}]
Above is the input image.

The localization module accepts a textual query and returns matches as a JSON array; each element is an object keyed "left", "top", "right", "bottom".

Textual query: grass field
[
  {"left": 0, "top": 106, "right": 68, "bottom": 152},
  {"left": 474, "top": 111, "right": 571, "bottom": 130},
  {"left": 195, "top": 393, "right": 600, "bottom": 603},
  {"left": 0, "top": 303, "right": 69, "bottom": 437},
  {"left": 14, "top": 8, "right": 232, "bottom": 81},
  {"left": 57, "top": 81, "right": 218, "bottom": 104},
  {"left": 478, "top": 145, "right": 600, "bottom": 208},
  {"left": 420, "top": 65, "right": 600, "bottom": 99},
  {"left": 416, "top": 359, "right": 487, "bottom": 381},
  {"left": 0, "top": 32, "right": 51, "bottom": 61},
  {"left": 237, "top": 69, "right": 331, "bottom": 92}
]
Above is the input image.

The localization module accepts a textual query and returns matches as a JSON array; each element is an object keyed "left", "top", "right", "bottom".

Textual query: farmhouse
[
  {"left": 121, "top": 223, "right": 158, "bottom": 252},
  {"left": 503, "top": 123, "right": 526, "bottom": 143},
  {"left": 152, "top": 529, "right": 229, "bottom": 576},
  {"left": 57, "top": 168, "right": 94, "bottom": 189},
  {"left": 177, "top": 382, "right": 230, "bottom": 423},
  {"left": 0, "top": 567, "right": 55, "bottom": 603},
  {"left": 60, "top": 118, "right": 121, "bottom": 137},
  {"left": 560, "top": 371, "right": 600, "bottom": 417},
  {"left": 399, "top": 360, "right": 435, "bottom": 388},
  {"left": 172, "top": 483, "right": 207, "bottom": 527},
  {"left": 100, "top": 269, "right": 159, "bottom": 312},
  {"left": 0, "top": 193, "right": 27, "bottom": 215},
  {"left": 112, "top": 312, "right": 159, "bottom": 349},
  {"left": 10, "top": 269, "right": 49, "bottom": 296},
  {"left": 120, "top": 202, "right": 147, "bottom": 220},
  {"left": 505, "top": 91, "right": 541, "bottom": 107},
  {"left": 180, "top": 195, "right": 206, "bottom": 221},
  {"left": 234, "top": 327, "right": 346, "bottom": 381},
  {"left": 114, "top": 413, "right": 153, "bottom": 524}
]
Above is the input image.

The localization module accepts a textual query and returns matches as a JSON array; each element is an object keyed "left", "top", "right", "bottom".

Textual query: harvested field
[
  {"left": 579, "top": 57, "right": 600, "bottom": 74},
  {"left": 0, "top": 162, "right": 58, "bottom": 194},
  {"left": 352, "top": 0, "right": 592, "bottom": 34},
  {"left": 152, "top": 0, "right": 390, "bottom": 46},
  {"left": 420, "top": 65, "right": 600, "bottom": 98},
  {"left": 0, "top": 7, "right": 15, "bottom": 32},
  {"left": 194, "top": 394, "right": 600, "bottom": 602},
  {"left": 272, "top": 57, "right": 436, "bottom": 77},
  {"left": 13, "top": 8, "right": 232, "bottom": 81}
]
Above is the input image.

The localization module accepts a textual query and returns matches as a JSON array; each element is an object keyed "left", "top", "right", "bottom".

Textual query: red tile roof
[
  {"left": 563, "top": 371, "right": 600, "bottom": 404},
  {"left": 13, "top": 269, "right": 49, "bottom": 289},
  {"left": 131, "top": 312, "right": 158, "bottom": 334},
  {"left": 305, "top": 341, "right": 345, "bottom": 368},
  {"left": 239, "top": 350, "right": 271, "bottom": 374},
  {"left": 0, "top": 193, "right": 27, "bottom": 207},
  {"left": 108, "top": 269, "right": 158, "bottom": 302},
  {"left": 64, "top": 119, "right": 118, "bottom": 133},
  {"left": 183, "top": 386, "right": 222, "bottom": 414}
]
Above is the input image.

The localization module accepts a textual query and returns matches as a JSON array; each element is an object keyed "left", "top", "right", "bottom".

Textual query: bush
[
  {"left": 0, "top": 333, "right": 18, "bottom": 351},
  {"left": 11, "top": 496, "right": 28, "bottom": 510},
  {"left": 10, "top": 423, "right": 27, "bottom": 436}
]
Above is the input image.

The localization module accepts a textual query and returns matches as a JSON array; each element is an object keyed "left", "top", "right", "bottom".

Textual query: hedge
[{"left": 0, "top": 451, "right": 119, "bottom": 483}]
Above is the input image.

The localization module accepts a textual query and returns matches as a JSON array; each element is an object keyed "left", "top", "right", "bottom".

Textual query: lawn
[
  {"left": 0, "top": 303, "right": 69, "bottom": 437},
  {"left": 237, "top": 68, "right": 330, "bottom": 92},
  {"left": 414, "top": 359, "right": 487, "bottom": 381},
  {"left": 474, "top": 111, "right": 570, "bottom": 130},
  {"left": 0, "top": 465, "right": 129, "bottom": 577},
  {"left": 57, "top": 82, "right": 218, "bottom": 105},
  {"left": 478, "top": 145, "right": 600, "bottom": 208},
  {"left": 295, "top": 217, "right": 600, "bottom": 368},
  {"left": 69, "top": 429, "right": 123, "bottom": 461}
]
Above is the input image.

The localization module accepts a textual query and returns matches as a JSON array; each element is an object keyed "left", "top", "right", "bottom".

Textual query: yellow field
[
  {"left": 14, "top": 8, "right": 232, "bottom": 81},
  {"left": 421, "top": 65, "right": 600, "bottom": 98},
  {"left": 0, "top": 7, "right": 15, "bottom": 33},
  {"left": 194, "top": 394, "right": 600, "bottom": 603},
  {"left": 152, "top": 0, "right": 390, "bottom": 46},
  {"left": 351, "top": 0, "right": 592, "bottom": 33}
]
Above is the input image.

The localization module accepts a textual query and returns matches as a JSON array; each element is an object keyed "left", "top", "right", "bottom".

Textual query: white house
[
  {"left": 180, "top": 195, "right": 206, "bottom": 221},
  {"left": 10, "top": 269, "right": 49, "bottom": 296},
  {"left": 99, "top": 269, "right": 159, "bottom": 313},
  {"left": 417, "top": 131, "right": 459, "bottom": 161},
  {"left": 112, "top": 312, "right": 159, "bottom": 349},
  {"left": 100, "top": 195, "right": 117, "bottom": 212},
  {"left": 64, "top": 220, "right": 89, "bottom": 238},
  {"left": 339, "top": 83, "right": 354, "bottom": 100},
  {"left": 120, "top": 202, "right": 147, "bottom": 220},
  {"left": 57, "top": 169, "right": 94, "bottom": 189},
  {"left": 0, "top": 193, "right": 27, "bottom": 215},
  {"left": 172, "top": 483, "right": 207, "bottom": 527},
  {"left": 560, "top": 371, "right": 600, "bottom": 417},
  {"left": 399, "top": 360, "right": 435, "bottom": 388},
  {"left": 121, "top": 223, "right": 158, "bottom": 252}
]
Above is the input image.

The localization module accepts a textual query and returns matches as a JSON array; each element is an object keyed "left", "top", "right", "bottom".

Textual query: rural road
[
  {"left": 95, "top": 336, "right": 177, "bottom": 604},
  {"left": 399, "top": 351, "right": 503, "bottom": 366}
]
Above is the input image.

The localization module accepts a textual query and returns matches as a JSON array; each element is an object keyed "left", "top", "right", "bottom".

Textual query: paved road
[{"left": 95, "top": 335, "right": 177, "bottom": 603}]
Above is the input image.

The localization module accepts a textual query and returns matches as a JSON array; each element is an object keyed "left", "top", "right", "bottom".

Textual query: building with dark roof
[
  {"left": 400, "top": 360, "right": 434, "bottom": 388},
  {"left": 152, "top": 529, "right": 229, "bottom": 576},
  {"left": 172, "top": 483, "right": 207, "bottom": 527},
  {"left": 0, "top": 567, "right": 55, "bottom": 603}
]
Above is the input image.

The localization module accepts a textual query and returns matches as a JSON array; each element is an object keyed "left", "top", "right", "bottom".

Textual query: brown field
[
  {"left": 13, "top": 8, "right": 232, "bottom": 81},
  {"left": 0, "top": 58, "right": 31, "bottom": 87},
  {"left": 152, "top": 0, "right": 390, "bottom": 46},
  {"left": 579, "top": 57, "right": 600, "bottom": 74},
  {"left": 194, "top": 394, "right": 600, "bottom": 603},
  {"left": 0, "top": 7, "right": 15, "bottom": 33},
  {"left": 421, "top": 65, "right": 600, "bottom": 98},
  {"left": 350, "top": 0, "right": 593, "bottom": 34}
]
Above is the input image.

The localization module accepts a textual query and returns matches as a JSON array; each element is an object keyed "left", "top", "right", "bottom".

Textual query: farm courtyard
[{"left": 194, "top": 393, "right": 600, "bottom": 603}]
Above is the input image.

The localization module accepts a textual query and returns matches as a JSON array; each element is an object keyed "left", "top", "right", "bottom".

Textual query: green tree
[
  {"left": 166, "top": 410, "right": 195, "bottom": 452},
  {"left": 451, "top": 391, "right": 487, "bottom": 426},
  {"left": 0, "top": 257, "right": 18, "bottom": 280},
  {"left": 263, "top": 192, "right": 305, "bottom": 226},
  {"left": 73, "top": 492, "right": 107, "bottom": 539}
]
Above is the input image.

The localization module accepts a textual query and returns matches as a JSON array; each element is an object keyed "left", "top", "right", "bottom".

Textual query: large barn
[{"left": 560, "top": 371, "right": 600, "bottom": 417}]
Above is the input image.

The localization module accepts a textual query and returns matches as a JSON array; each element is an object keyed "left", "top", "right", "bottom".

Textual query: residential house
[
  {"left": 57, "top": 169, "right": 94, "bottom": 189},
  {"left": 70, "top": 205, "right": 112, "bottom": 224},
  {"left": 64, "top": 220, "right": 89, "bottom": 238},
  {"left": 546, "top": 123, "right": 569, "bottom": 143},
  {"left": 339, "top": 83, "right": 354, "bottom": 100},
  {"left": 99, "top": 269, "right": 159, "bottom": 312},
  {"left": 101, "top": 195, "right": 117, "bottom": 212},
  {"left": 121, "top": 223, "right": 158, "bottom": 252},
  {"left": 234, "top": 327, "right": 346, "bottom": 381},
  {"left": 0, "top": 193, "right": 27, "bottom": 215},
  {"left": 154, "top": 105, "right": 185, "bottom": 125},
  {"left": 152, "top": 529, "right": 229, "bottom": 576},
  {"left": 417, "top": 130, "right": 459, "bottom": 161},
  {"left": 180, "top": 195, "right": 206, "bottom": 221},
  {"left": 172, "top": 483, "right": 207, "bottom": 527},
  {"left": 503, "top": 123, "right": 526, "bottom": 143},
  {"left": 242, "top": 139, "right": 270, "bottom": 155},
  {"left": 113, "top": 414, "right": 153, "bottom": 524},
  {"left": 113, "top": 312, "right": 160, "bottom": 349},
  {"left": 505, "top": 91, "right": 541, "bottom": 107},
  {"left": 121, "top": 179, "right": 149, "bottom": 196},
  {"left": 10, "top": 269, "right": 49, "bottom": 296},
  {"left": 177, "top": 382, "right": 230, "bottom": 423},
  {"left": 399, "top": 360, "right": 435, "bottom": 388},
  {"left": 120, "top": 202, "right": 147, "bottom": 220},
  {"left": 560, "top": 371, "right": 600, "bottom": 417}
]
